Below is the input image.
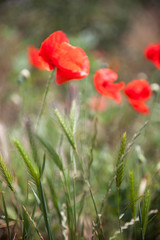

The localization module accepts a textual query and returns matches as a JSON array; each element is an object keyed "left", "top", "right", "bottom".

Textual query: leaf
[
  {"left": 0, "top": 155, "right": 14, "bottom": 192},
  {"left": 54, "top": 108, "right": 76, "bottom": 150},
  {"left": 1, "top": 192, "right": 11, "bottom": 240},
  {"left": 47, "top": 176, "right": 61, "bottom": 223},
  {"left": 41, "top": 153, "right": 46, "bottom": 177},
  {"left": 129, "top": 171, "right": 136, "bottom": 219},
  {"left": 116, "top": 132, "right": 127, "bottom": 190},
  {"left": 14, "top": 139, "right": 40, "bottom": 187},
  {"left": 39, "top": 180, "right": 54, "bottom": 240},
  {"left": 142, "top": 190, "right": 150, "bottom": 237},
  {"left": 37, "top": 135, "right": 63, "bottom": 171}
]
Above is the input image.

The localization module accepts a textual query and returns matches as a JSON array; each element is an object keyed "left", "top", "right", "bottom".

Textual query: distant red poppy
[
  {"left": 88, "top": 96, "right": 107, "bottom": 112},
  {"left": 93, "top": 68, "right": 125, "bottom": 104},
  {"left": 144, "top": 42, "right": 160, "bottom": 69},
  {"left": 28, "top": 31, "right": 89, "bottom": 84},
  {"left": 28, "top": 46, "right": 53, "bottom": 71},
  {"left": 124, "top": 79, "right": 152, "bottom": 114}
]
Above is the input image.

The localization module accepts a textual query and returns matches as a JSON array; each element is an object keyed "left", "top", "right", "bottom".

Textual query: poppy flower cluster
[
  {"left": 28, "top": 31, "right": 89, "bottom": 84},
  {"left": 144, "top": 42, "right": 160, "bottom": 69},
  {"left": 28, "top": 30, "right": 153, "bottom": 115},
  {"left": 93, "top": 68, "right": 152, "bottom": 114}
]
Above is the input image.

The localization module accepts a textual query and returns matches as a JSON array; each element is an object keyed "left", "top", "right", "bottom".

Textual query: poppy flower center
[{"left": 102, "top": 81, "right": 108, "bottom": 88}]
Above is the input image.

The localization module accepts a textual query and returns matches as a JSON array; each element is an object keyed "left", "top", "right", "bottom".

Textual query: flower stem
[
  {"left": 117, "top": 189, "right": 122, "bottom": 239},
  {"left": 36, "top": 70, "right": 54, "bottom": 131}
]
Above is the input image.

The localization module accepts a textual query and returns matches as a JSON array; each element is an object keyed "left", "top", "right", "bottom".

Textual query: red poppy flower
[
  {"left": 38, "top": 30, "right": 89, "bottom": 84},
  {"left": 28, "top": 46, "right": 54, "bottom": 71},
  {"left": 39, "top": 31, "right": 69, "bottom": 70},
  {"left": 144, "top": 42, "right": 160, "bottom": 69},
  {"left": 93, "top": 68, "right": 125, "bottom": 104},
  {"left": 124, "top": 79, "right": 152, "bottom": 114}
]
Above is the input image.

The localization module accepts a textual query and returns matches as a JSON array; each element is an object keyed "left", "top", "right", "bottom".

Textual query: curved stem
[{"left": 36, "top": 70, "right": 54, "bottom": 131}]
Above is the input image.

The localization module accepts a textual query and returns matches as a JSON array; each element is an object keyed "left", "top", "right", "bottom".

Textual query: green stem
[
  {"left": 62, "top": 169, "right": 74, "bottom": 239},
  {"left": 36, "top": 70, "right": 54, "bottom": 130},
  {"left": 74, "top": 150, "right": 105, "bottom": 240},
  {"left": 39, "top": 180, "right": 54, "bottom": 240},
  {"left": 71, "top": 149, "right": 77, "bottom": 238},
  {"left": 117, "top": 190, "right": 122, "bottom": 239},
  {"left": 73, "top": 176, "right": 77, "bottom": 238}
]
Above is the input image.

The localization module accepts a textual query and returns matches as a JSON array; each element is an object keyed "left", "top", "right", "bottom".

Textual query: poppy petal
[
  {"left": 128, "top": 99, "right": 150, "bottom": 114},
  {"left": 55, "top": 42, "right": 89, "bottom": 84},
  {"left": 39, "top": 31, "right": 69, "bottom": 70},
  {"left": 144, "top": 42, "right": 160, "bottom": 69},
  {"left": 124, "top": 79, "right": 152, "bottom": 101},
  {"left": 93, "top": 68, "right": 124, "bottom": 104},
  {"left": 28, "top": 46, "right": 54, "bottom": 71}
]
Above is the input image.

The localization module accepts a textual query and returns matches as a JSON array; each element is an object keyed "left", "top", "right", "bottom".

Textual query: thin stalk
[
  {"left": 117, "top": 190, "right": 122, "bottom": 239},
  {"left": 1, "top": 192, "right": 11, "bottom": 240},
  {"left": 139, "top": 203, "right": 144, "bottom": 240},
  {"left": 75, "top": 151, "right": 105, "bottom": 240},
  {"left": 36, "top": 70, "right": 54, "bottom": 130},
  {"left": 61, "top": 169, "right": 74, "bottom": 239},
  {"left": 71, "top": 149, "right": 77, "bottom": 238},
  {"left": 39, "top": 180, "right": 54, "bottom": 240},
  {"left": 73, "top": 176, "right": 77, "bottom": 238}
]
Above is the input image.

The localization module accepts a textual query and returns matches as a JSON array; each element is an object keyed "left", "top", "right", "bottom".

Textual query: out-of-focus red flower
[
  {"left": 124, "top": 79, "right": 152, "bottom": 114},
  {"left": 28, "top": 46, "right": 53, "bottom": 71},
  {"left": 39, "top": 31, "right": 69, "bottom": 70},
  {"left": 144, "top": 42, "right": 160, "bottom": 69},
  {"left": 88, "top": 96, "right": 107, "bottom": 113},
  {"left": 36, "top": 30, "right": 89, "bottom": 84},
  {"left": 93, "top": 68, "right": 125, "bottom": 104},
  {"left": 53, "top": 42, "right": 90, "bottom": 84}
]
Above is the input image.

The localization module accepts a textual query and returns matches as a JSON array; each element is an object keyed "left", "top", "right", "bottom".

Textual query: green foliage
[
  {"left": 47, "top": 176, "right": 61, "bottom": 223},
  {"left": 1, "top": 192, "right": 11, "bottom": 240},
  {"left": 142, "top": 190, "right": 150, "bottom": 238},
  {"left": 26, "top": 120, "right": 40, "bottom": 169},
  {"left": 0, "top": 155, "right": 14, "bottom": 192},
  {"left": 69, "top": 100, "right": 78, "bottom": 134},
  {"left": 14, "top": 139, "right": 40, "bottom": 187},
  {"left": 37, "top": 135, "right": 63, "bottom": 171},
  {"left": 54, "top": 108, "right": 77, "bottom": 150},
  {"left": 116, "top": 132, "right": 127, "bottom": 190},
  {"left": 129, "top": 171, "right": 136, "bottom": 219}
]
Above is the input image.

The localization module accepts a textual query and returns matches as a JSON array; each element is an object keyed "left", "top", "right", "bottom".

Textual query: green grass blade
[
  {"left": 26, "top": 203, "right": 37, "bottom": 240},
  {"left": 23, "top": 205, "right": 44, "bottom": 240},
  {"left": 26, "top": 120, "right": 40, "bottom": 170},
  {"left": 1, "top": 192, "right": 11, "bottom": 240},
  {"left": 142, "top": 190, "right": 150, "bottom": 238},
  {"left": 47, "top": 176, "right": 61, "bottom": 223},
  {"left": 31, "top": 215, "right": 43, "bottom": 240},
  {"left": 14, "top": 139, "right": 40, "bottom": 186},
  {"left": 0, "top": 155, "right": 14, "bottom": 192},
  {"left": 39, "top": 180, "right": 54, "bottom": 240},
  {"left": 129, "top": 171, "right": 136, "bottom": 219},
  {"left": 138, "top": 203, "right": 144, "bottom": 240},
  {"left": 116, "top": 132, "right": 127, "bottom": 190},
  {"left": 54, "top": 108, "right": 76, "bottom": 150},
  {"left": 41, "top": 153, "right": 46, "bottom": 177},
  {"left": 37, "top": 135, "right": 63, "bottom": 171},
  {"left": 31, "top": 186, "right": 41, "bottom": 206},
  {"left": 69, "top": 100, "right": 78, "bottom": 134}
]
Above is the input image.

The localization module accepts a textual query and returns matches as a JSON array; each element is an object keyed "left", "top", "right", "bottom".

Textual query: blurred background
[
  {"left": 0, "top": 0, "right": 160, "bottom": 128},
  {"left": 0, "top": 1, "right": 160, "bottom": 239}
]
